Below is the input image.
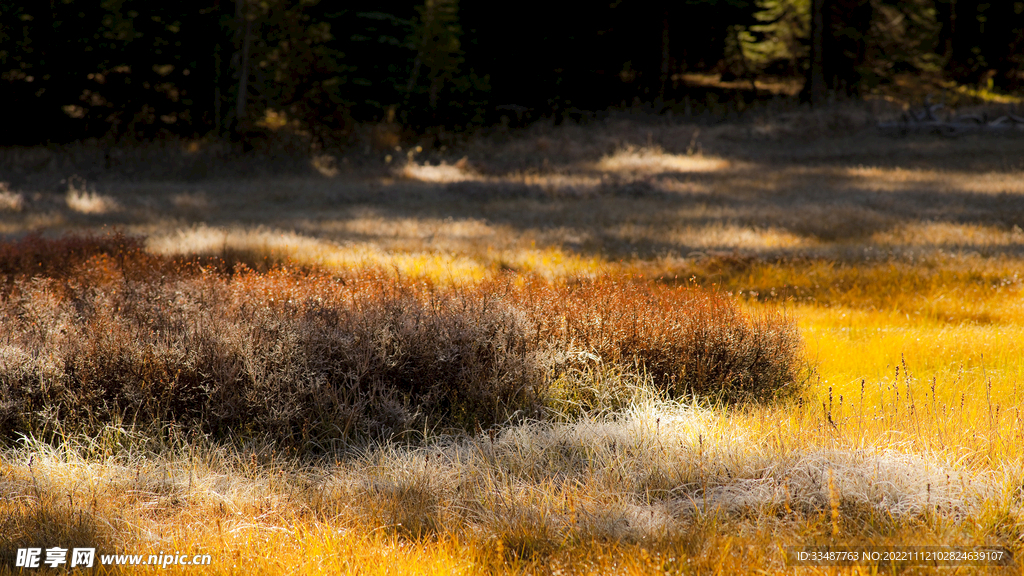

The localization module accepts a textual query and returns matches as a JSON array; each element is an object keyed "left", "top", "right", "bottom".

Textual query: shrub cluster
[
  {"left": 0, "top": 235, "right": 802, "bottom": 444},
  {"left": 500, "top": 277, "right": 801, "bottom": 401},
  {"left": 0, "top": 233, "right": 154, "bottom": 282}
]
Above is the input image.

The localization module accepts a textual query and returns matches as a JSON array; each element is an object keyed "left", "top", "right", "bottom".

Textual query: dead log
[{"left": 879, "top": 102, "right": 1024, "bottom": 137}]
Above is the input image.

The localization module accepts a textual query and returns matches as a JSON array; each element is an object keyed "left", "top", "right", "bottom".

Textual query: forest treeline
[{"left": 1, "top": 0, "right": 1022, "bottom": 146}]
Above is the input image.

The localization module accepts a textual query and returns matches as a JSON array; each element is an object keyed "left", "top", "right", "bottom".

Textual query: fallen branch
[
  {"left": 878, "top": 120, "right": 1024, "bottom": 137},
  {"left": 878, "top": 100, "right": 1024, "bottom": 137}
]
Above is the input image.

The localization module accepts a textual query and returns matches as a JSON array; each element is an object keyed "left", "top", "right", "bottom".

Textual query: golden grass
[
  {"left": 3, "top": 117, "right": 1024, "bottom": 573},
  {"left": 2, "top": 392, "right": 1018, "bottom": 574}
]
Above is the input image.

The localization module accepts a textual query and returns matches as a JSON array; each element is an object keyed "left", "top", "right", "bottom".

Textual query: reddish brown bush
[
  {"left": 0, "top": 232, "right": 149, "bottom": 280},
  {"left": 0, "top": 235, "right": 802, "bottom": 445},
  {"left": 487, "top": 276, "right": 802, "bottom": 401}
]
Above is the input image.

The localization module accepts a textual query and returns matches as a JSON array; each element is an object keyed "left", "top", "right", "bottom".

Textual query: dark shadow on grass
[
  {"left": 3, "top": 133, "right": 1024, "bottom": 265},
  {"left": 284, "top": 171, "right": 1024, "bottom": 261}
]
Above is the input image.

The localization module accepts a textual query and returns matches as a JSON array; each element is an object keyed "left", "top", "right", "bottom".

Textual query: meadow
[{"left": 2, "top": 108, "right": 1024, "bottom": 574}]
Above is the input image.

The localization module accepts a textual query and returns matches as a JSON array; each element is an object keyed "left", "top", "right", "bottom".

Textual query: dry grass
[
  {"left": 1, "top": 395, "right": 1016, "bottom": 574},
  {"left": 4, "top": 119, "right": 1022, "bottom": 276},
  {"left": 3, "top": 112, "right": 1024, "bottom": 573}
]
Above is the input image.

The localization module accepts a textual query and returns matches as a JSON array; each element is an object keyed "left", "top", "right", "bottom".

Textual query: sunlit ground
[{"left": 2, "top": 120, "right": 1024, "bottom": 573}]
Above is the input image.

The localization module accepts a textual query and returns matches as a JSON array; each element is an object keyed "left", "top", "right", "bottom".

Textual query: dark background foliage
[{"left": 1, "top": 0, "right": 1021, "bottom": 146}]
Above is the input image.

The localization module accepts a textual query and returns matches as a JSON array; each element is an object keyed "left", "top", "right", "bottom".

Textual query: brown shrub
[
  {"left": 492, "top": 276, "right": 802, "bottom": 402},
  {"left": 0, "top": 232, "right": 151, "bottom": 281},
  {"left": 0, "top": 235, "right": 802, "bottom": 445},
  {"left": 0, "top": 269, "right": 544, "bottom": 442}
]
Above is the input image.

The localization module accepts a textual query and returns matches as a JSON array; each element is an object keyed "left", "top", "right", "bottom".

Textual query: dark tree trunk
[
  {"left": 804, "top": 0, "right": 872, "bottom": 103},
  {"left": 659, "top": 12, "right": 670, "bottom": 104},
  {"left": 807, "top": 0, "right": 827, "bottom": 106},
  {"left": 936, "top": 0, "right": 956, "bottom": 62}
]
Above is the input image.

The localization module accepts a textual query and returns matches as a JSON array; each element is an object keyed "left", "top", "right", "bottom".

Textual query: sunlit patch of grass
[
  {"left": 147, "top": 224, "right": 489, "bottom": 282},
  {"left": 797, "top": 303, "right": 1024, "bottom": 408},
  {"left": 684, "top": 254, "right": 1023, "bottom": 322},
  {"left": 594, "top": 146, "right": 731, "bottom": 174},
  {"left": 64, "top": 178, "right": 120, "bottom": 215},
  {"left": 689, "top": 253, "right": 1024, "bottom": 463},
  {"left": 148, "top": 224, "right": 628, "bottom": 283},
  {"left": 146, "top": 223, "right": 338, "bottom": 263},
  {"left": 870, "top": 221, "right": 1024, "bottom": 249},
  {"left": 841, "top": 165, "right": 1024, "bottom": 194},
  {"left": 66, "top": 189, "right": 120, "bottom": 215},
  {"left": 0, "top": 185, "right": 23, "bottom": 213},
  {"left": 169, "top": 528, "right": 488, "bottom": 575},
  {"left": 399, "top": 159, "right": 476, "bottom": 183},
  {"left": 484, "top": 246, "right": 607, "bottom": 278},
  {"left": 623, "top": 221, "right": 811, "bottom": 251}
]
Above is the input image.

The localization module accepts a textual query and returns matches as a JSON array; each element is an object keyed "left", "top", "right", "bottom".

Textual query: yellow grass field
[{"left": 2, "top": 115, "right": 1024, "bottom": 574}]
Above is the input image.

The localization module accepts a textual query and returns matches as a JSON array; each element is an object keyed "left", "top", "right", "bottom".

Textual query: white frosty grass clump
[
  {"left": 2, "top": 401, "right": 997, "bottom": 547},
  {"left": 340, "top": 401, "right": 996, "bottom": 540}
]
